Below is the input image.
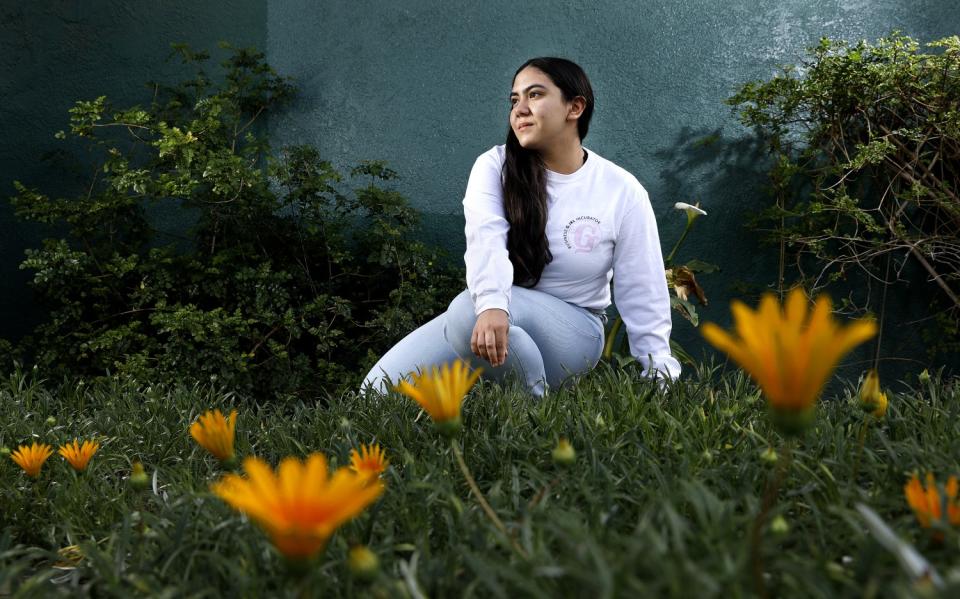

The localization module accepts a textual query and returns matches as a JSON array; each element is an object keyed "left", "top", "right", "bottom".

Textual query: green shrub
[
  {"left": 8, "top": 42, "right": 463, "bottom": 398},
  {"left": 726, "top": 32, "right": 960, "bottom": 359}
]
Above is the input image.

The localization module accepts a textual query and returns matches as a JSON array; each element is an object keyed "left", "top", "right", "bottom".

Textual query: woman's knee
[{"left": 442, "top": 289, "right": 477, "bottom": 352}]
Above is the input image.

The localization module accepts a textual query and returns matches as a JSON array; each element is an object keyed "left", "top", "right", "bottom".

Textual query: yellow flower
[
  {"left": 11, "top": 442, "right": 54, "bottom": 478},
  {"left": 904, "top": 473, "right": 960, "bottom": 530},
  {"left": 701, "top": 287, "right": 876, "bottom": 420},
  {"left": 857, "top": 369, "right": 886, "bottom": 417},
  {"left": 211, "top": 454, "right": 385, "bottom": 560},
  {"left": 350, "top": 443, "right": 388, "bottom": 480},
  {"left": 190, "top": 409, "right": 237, "bottom": 464},
  {"left": 58, "top": 439, "right": 100, "bottom": 472},
  {"left": 394, "top": 360, "right": 482, "bottom": 436}
]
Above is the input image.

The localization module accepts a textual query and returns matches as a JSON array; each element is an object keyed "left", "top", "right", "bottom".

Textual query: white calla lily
[
  {"left": 674, "top": 202, "right": 707, "bottom": 216},
  {"left": 674, "top": 202, "right": 707, "bottom": 229}
]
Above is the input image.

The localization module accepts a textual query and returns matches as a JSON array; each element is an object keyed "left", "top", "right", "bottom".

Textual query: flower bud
[
  {"left": 552, "top": 438, "right": 576, "bottom": 466},
  {"left": 770, "top": 515, "right": 789, "bottom": 535},
  {"left": 45, "top": 416, "right": 57, "bottom": 427},
  {"left": 858, "top": 370, "right": 884, "bottom": 414},
  {"left": 918, "top": 369, "right": 931, "bottom": 385},
  {"left": 870, "top": 392, "right": 888, "bottom": 418},
  {"left": 129, "top": 461, "right": 150, "bottom": 491},
  {"left": 348, "top": 545, "right": 380, "bottom": 582},
  {"left": 760, "top": 447, "right": 778, "bottom": 464},
  {"left": 0, "top": 446, "right": 10, "bottom": 457}
]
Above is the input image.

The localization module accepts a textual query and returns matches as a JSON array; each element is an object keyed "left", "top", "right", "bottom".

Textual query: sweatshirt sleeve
[
  {"left": 462, "top": 151, "right": 513, "bottom": 316},
  {"left": 612, "top": 187, "right": 682, "bottom": 382}
]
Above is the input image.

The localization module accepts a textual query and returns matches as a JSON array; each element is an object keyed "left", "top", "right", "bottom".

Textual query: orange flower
[
  {"left": 190, "top": 409, "right": 237, "bottom": 464},
  {"left": 211, "top": 454, "right": 384, "bottom": 560},
  {"left": 11, "top": 442, "right": 54, "bottom": 478},
  {"left": 394, "top": 360, "right": 481, "bottom": 436},
  {"left": 58, "top": 439, "right": 100, "bottom": 472},
  {"left": 904, "top": 472, "right": 960, "bottom": 529},
  {"left": 350, "top": 443, "right": 388, "bottom": 480},
  {"left": 701, "top": 288, "right": 876, "bottom": 420}
]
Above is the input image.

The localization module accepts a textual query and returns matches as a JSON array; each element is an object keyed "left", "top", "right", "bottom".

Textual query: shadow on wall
[
  {"left": 640, "top": 124, "right": 956, "bottom": 389},
  {"left": 643, "top": 124, "right": 777, "bottom": 367}
]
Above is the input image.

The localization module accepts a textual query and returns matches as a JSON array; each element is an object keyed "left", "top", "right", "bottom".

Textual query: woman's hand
[{"left": 471, "top": 308, "right": 509, "bottom": 367}]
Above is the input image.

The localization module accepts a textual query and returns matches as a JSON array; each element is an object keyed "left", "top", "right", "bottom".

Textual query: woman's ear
[{"left": 567, "top": 96, "right": 587, "bottom": 120}]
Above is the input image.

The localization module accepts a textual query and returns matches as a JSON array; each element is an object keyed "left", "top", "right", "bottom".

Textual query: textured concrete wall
[
  {"left": 2, "top": 1, "right": 957, "bottom": 379},
  {"left": 0, "top": 1, "right": 266, "bottom": 340},
  {"left": 267, "top": 0, "right": 960, "bottom": 378}
]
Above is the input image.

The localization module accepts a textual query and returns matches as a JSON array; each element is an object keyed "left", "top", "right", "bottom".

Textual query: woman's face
[{"left": 510, "top": 66, "right": 581, "bottom": 150}]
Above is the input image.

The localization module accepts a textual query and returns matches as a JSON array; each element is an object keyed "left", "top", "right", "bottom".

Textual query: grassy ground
[{"left": 0, "top": 361, "right": 958, "bottom": 598}]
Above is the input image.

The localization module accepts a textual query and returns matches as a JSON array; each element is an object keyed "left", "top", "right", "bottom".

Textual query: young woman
[{"left": 360, "top": 57, "right": 680, "bottom": 397}]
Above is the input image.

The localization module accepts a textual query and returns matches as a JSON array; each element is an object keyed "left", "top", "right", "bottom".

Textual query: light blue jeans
[{"left": 360, "top": 286, "right": 607, "bottom": 397}]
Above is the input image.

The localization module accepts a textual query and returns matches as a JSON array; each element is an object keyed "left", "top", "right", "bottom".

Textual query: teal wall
[
  {"left": 2, "top": 1, "right": 957, "bottom": 380},
  {"left": 266, "top": 0, "right": 960, "bottom": 381},
  {"left": 0, "top": 1, "right": 266, "bottom": 340}
]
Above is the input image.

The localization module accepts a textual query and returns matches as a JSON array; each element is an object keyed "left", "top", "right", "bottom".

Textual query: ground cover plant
[{"left": 1, "top": 354, "right": 958, "bottom": 597}]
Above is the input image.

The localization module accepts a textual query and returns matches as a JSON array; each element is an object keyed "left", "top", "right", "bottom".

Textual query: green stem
[
  {"left": 602, "top": 317, "right": 624, "bottom": 360},
  {"left": 750, "top": 440, "right": 793, "bottom": 599},
  {"left": 665, "top": 221, "right": 693, "bottom": 266},
  {"left": 851, "top": 418, "right": 870, "bottom": 488},
  {"left": 450, "top": 438, "right": 528, "bottom": 559}
]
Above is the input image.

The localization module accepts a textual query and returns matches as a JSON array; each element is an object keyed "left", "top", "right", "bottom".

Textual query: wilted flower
[
  {"left": 350, "top": 443, "right": 388, "bottom": 480},
  {"left": 666, "top": 265, "right": 708, "bottom": 305},
  {"left": 904, "top": 473, "right": 960, "bottom": 533},
  {"left": 674, "top": 201, "right": 707, "bottom": 227},
  {"left": 211, "top": 454, "right": 384, "bottom": 560},
  {"left": 701, "top": 287, "right": 876, "bottom": 432},
  {"left": 394, "top": 360, "right": 481, "bottom": 437},
  {"left": 58, "top": 439, "right": 100, "bottom": 472},
  {"left": 55, "top": 544, "right": 84, "bottom": 567},
  {"left": 190, "top": 409, "right": 237, "bottom": 465},
  {"left": 11, "top": 442, "right": 54, "bottom": 478}
]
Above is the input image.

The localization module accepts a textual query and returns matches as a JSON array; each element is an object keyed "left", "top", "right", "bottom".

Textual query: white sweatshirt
[{"left": 462, "top": 144, "right": 681, "bottom": 381}]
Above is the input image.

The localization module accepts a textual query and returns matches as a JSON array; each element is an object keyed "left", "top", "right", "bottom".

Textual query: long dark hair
[{"left": 503, "top": 57, "right": 595, "bottom": 286}]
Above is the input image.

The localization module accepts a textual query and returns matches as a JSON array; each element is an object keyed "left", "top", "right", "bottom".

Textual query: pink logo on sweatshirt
[{"left": 562, "top": 216, "right": 601, "bottom": 253}]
